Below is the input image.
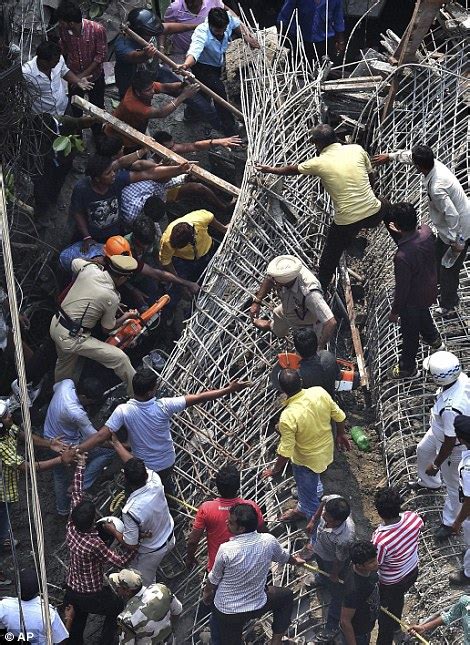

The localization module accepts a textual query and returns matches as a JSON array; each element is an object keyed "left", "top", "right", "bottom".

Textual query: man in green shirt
[{"left": 410, "top": 595, "right": 470, "bottom": 644}]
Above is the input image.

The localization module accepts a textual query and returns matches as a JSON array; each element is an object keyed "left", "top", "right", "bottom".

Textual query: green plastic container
[{"left": 351, "top": 426, "right": 370, "bottom": 452}]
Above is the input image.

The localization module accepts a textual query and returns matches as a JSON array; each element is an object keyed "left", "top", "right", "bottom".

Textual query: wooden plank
[
  {"left": 71, "top": 95, "right": 240, "bottom": 197},
  {"left": 382, "top": 0, "right": 452, "bottom": 118},
  {"left": 339, "top": 258, "right": 370, "bottom": 389},
  {"left": 121, "top": 25, "right": 244, "bottom": 121}
]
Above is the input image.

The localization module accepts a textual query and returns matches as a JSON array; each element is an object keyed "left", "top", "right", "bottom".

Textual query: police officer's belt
[{"left": 56, "top": 306, "right": 92, "bottom": 336}]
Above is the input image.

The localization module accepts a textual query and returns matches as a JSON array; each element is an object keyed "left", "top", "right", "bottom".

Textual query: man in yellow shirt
[
  {"left": 159, "top": 209, "right": 228, "bottom": 282},
  {"left": 262, "top": 369, "right": 350, "bottom": 522},
  {"left": 255, "top": 125, "right": 387, "bottom": 291}
]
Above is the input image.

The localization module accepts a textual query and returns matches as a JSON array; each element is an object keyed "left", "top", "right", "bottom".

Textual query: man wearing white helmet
[
  {"left": 414, "top": 351, "right": 470, "bottom": 541},
  {"left": 250, "top": 255, "right": 336, "bottom": 349}
]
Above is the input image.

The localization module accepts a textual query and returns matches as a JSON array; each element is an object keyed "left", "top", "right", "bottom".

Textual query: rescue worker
[
  {"left": 109, "top": 569, "right": 182, "bottom": 643},
  {"left": 50, "top": 254, "right": 139, "bottom": 396},
  {"left": 449, "top": 415, "right": 470, "bottom": 585},
  {"left": 249, "top": 255, "right": 336, "bottom": 349},
  {"left": 412, "top": 352, "right": 470, "bottom": 540}
]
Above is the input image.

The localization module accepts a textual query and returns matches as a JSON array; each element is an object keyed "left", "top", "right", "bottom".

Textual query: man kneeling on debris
[
  {"left": 250, "top": 255, "right": 336, "bottom": 349},
  {"left": 50, "top": 255, "right": 139, "bottom": 396}
]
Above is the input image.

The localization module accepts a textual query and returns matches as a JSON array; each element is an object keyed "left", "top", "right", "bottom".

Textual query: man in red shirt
[
  {"left": 57, "top": 0, "right": 107, "bottom": 122},
  {"left": 104, "top": 69, "right": 199, "bottom": 151},
  {"left": 186, "top": 463, "right": 265, "bottom": 571},
  {"left": 186, "top": 464, "right": 264, "bottom": 645}
]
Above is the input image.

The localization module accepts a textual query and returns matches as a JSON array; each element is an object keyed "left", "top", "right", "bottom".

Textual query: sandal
[{"left": 278, "top": 508, "right": 307, "bottom": 522}]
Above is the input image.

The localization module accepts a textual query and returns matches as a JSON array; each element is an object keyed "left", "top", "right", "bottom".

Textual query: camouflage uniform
[{"left": 109, "top": 570, "right": 182, "bottom": 644}]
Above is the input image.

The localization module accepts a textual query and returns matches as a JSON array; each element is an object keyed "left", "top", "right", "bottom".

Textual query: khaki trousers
[
  {"left": 271, "top": 304, "right": 323, "bottom": 339},
  {"left": 50, "top": 318, "right": 135, "bottom": 395}
]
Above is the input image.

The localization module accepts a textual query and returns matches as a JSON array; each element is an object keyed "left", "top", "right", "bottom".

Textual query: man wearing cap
[
  {"left": 0, "top": 570, "right": 70, "bottom": 643},
  {"left": 109, "top": 569, "right": 183, "bottom": 643},
  {"left": 449, "top": 415, "right": 470, "bottom": 585},
  {"left": 49, "top": 255, "right": 139, "bottom": 396},
  {"left": 250, "top": 255, "right": 336, "bottom": 349}
]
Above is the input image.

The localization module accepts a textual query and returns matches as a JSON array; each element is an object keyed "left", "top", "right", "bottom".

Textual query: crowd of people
[{"left": 0, "top": 0, "right": 469, "bottom": 643}]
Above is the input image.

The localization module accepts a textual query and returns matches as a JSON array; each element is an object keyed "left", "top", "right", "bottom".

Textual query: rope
[{"left": 0, "top": 166, "right": 52, "bottom": 644}]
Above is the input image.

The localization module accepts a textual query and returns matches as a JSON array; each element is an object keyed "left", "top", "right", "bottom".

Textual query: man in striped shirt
[{"left": 372, "top": 487, "right": 423, "bottom": 645}]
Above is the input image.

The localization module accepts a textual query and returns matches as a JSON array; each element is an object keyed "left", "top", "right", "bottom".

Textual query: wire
[{"left": 0, "top": 166, "right": 53, "bottom": 644}]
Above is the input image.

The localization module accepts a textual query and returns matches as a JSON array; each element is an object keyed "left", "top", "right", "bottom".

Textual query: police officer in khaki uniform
[
  {"left": 450, "top": 415, "right": 470, "bottom": 585},
  {"left": 50, "top": 255, "right": 138, "bottom": 395},
  {"left": 250, "top": 255, "right": 336, "bottom": 349}
]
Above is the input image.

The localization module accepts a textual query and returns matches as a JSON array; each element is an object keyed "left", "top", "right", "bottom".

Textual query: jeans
[
  {"left": 377, "top": 567, "right": 418, "bottom": 645},
  {"left": 291, "top": 463, "right": 320, "bottom": 519},
  {"left": 172, "top": 245, "right": 215, "bottom": 283},
  {"left": 399, "top": 306, "right": 439, "bottom": 371},
  {"left": 315, "top": 555, "right": 349, "bottom": 629},
  {"left": 318, "top": 201, "right": 387, "bottom": 292},
  {"left": 214, "top": 586, "right": 294, "bottom": 645},
  {"left": 192, "top": 62, "right": 237, "bottom": 135},
  {"left": 435, "top": 237, "right": 469, "bottom": 309},
  {"left": 153, "top": 64, "right": 221, "bottom": 131},
  {"left": 53, "top": 447, "right": 114, "bottom": 515},
  {"left": 0, "top": 502, "right": 12, "bottom": 543},
  {"left": 64, "top": 585, "right": 124, "bottom": 645}
]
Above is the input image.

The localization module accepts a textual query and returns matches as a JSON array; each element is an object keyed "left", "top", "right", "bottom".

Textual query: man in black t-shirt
[
  {"left": 271, "top": 327, "right": 340, "bottom": 397},
  {"left": 340, "top": 541, "right": 379, "bottom": 645}
]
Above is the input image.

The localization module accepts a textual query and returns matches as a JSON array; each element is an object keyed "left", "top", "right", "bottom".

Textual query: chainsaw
[{"left": 106, "top": 295, "right": 170, "bottom": 350}]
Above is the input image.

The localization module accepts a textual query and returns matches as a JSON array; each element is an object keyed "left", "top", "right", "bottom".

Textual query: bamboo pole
[
  {"left": 71, "top": 95, "right": 240, "bottom": 197},
  {"left": 121, "top": 24, "right": 244, "bottom": 121}
]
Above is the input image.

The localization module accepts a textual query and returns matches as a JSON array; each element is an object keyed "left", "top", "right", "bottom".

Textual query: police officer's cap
[
  {"left": 266, "top": 255, "right": 302, "bottom": 284},
  {"left": 454, "top": 415, "right": 470, "bottom": 441},
  {"left": 108, "top": 568, "right": 143, "bottom": 592},
  {"left": 107, "top": 255, "right": 138, "bottom": 276}
]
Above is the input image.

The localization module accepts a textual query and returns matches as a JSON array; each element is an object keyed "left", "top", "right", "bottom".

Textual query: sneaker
[
  {"left": 435, "top": 306, "right": 458, "bottom": 317},
  {"left": 449, "top": 569, "right": 470, "bottom": 586},
  {"left": 388, "top": 365, "right": 421, "bottom": 380},
  {"left": 314, "top": 626, "right": 340, "bottom": 642},
  {"left": 408, "top": 479, "right": 442, "bottom": 492},
  {"left": 11, "top": 379, "right": 42, "bottom": 407},
  {"left": 434, "top": 524, "right": 454, "bottom": 541}
]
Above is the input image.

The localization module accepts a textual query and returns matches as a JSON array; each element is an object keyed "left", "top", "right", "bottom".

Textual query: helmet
[
  {"left": 423, "top": 351, "right": 461, "bottom": 386},
  {"left": 104, "top": 236, "right": 132, "bottom": 258},
  {"left": 128, "top": 8, "right": 163, "bottom": 37},
  {"left": 96, "top": 515, "right": 125, "bottom": 534}
]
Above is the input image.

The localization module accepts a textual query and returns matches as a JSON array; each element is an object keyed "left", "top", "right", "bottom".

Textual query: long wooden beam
[
  {"left": 382, "top": 0, "right": 452, "bottom": 119},
  {"left": 71, "top": 95, "right": 240, "bottom": 197},
  {"left": 121, "top": 25, "right": 244, "bottom": 122}
]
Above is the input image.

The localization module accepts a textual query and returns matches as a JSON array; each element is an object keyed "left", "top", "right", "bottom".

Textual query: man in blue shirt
[
  {"left": 115, "top": 8, "right": 222, "bottom": 130},
  {"left": 180, "top": 8, "right": 259, "bottom": 135},
  {"left": 277, "top": 0, "right": 345, "bottom": 63}
]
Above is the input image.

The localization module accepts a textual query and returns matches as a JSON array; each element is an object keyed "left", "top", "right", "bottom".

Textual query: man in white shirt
[
  {"left": 110, "top": 442, "right": 175, "bottom": 586},
  {"left": 0, "top": 570, "right": 69, "bottom": 644},
  {"left": 203, "top": 503, "right": 304, "bottom": 645},
  {"left": 413, "top": 351, "right": 470, "bottom": 541},
  {"left": 373, "top": 145, "right": 470, "bottom": 315},
  {"left": 43, "top": 378, "right": 113, "bottom": 515},
  {"left": 450, "top": 415, "right": 470, "bottom": 585},
  {"left": 22, "top": 40, "right": 93, "bottom": 116},
  {"left": 76, "top": 367, "right": 250, "bottom": 495}
]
